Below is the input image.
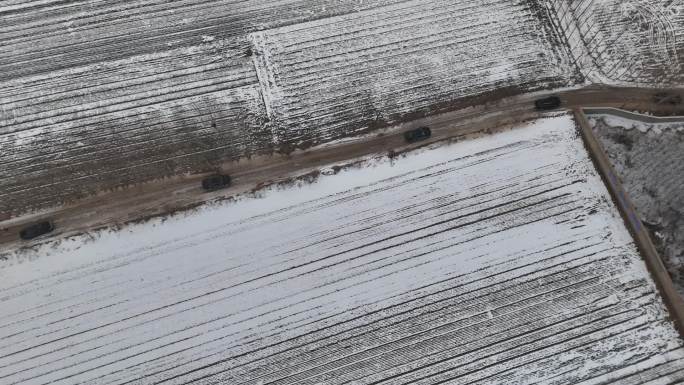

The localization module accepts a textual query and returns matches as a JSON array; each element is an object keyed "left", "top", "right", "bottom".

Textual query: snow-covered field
[
  {"left": 2, "top": 115, "right": 683, "bottom": 384},
  {"left": 590, "top": 112, "right": 684, "bottom": 299},
  {"left": 0, "top": 0, "right": 410, "bottom": 214},
  {"left": 546, "top": 0, "right": 683, "bottom": 85},
  {"left": 251, "top": 0, "right": 579, "bottom": 146}
]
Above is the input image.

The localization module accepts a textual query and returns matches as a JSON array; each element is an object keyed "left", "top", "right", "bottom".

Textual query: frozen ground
[
  {"left": 3, "top": 0, "right": 683, "bottom": 215},
  {"left": 546, "top": 0, "right": 683, "bottom": 85},
  {"left": 1, "top": 115, "right": 683, "bottom": 384},
  {"left": 0, "top": 0, "right": 412, "bottom": 214},
  {"left": 589, "top": 112, "right": 684, "bottom": 298},
  {"left": 251, "top": 0, "right": 579, "bottom": 146}
]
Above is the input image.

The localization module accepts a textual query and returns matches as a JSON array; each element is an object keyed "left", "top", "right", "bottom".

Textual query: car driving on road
[
  {"left": 404, "top": 127, "right": 432, "bottom": 143},
  {"left": 654, "top": 93, "right": 682, "bottom": 106},
  {"left": 19, "top": 221, "right": 54, "bottom": 240},
  {"left": 202, "top": 174, "right": 232, "bottom": 191},
  {"left": 534, "top": 96, "right": 562, "bottom": 110}
]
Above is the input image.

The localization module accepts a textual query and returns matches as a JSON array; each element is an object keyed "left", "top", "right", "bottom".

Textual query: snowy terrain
[
  {"left": 590, "top": 112, "right": 684, "bottom": 299},
  {"left": 4, "top": 0, "right": 683, "bottom": 214},
  {"left": 1, "top": 115, "right": 683, "bottom": 384},
  {"left": 589, "top": 112, "right": 684, "bottom": 134},
  {"left": 0, "top": 0, "right": 411, "bottom": 214},
  {"left": 251, "top": 0, "right": 579, "bottom": 146},
  {"left": 546, "top": 0, "right": 683, "bottom": 85}
]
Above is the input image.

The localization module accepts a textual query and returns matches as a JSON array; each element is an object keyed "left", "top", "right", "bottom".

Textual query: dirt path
[{"left": 1, "top": 85, "right": 682, "bottom": 249}]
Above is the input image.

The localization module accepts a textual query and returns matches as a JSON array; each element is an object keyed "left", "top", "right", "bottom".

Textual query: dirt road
[{"left": 1, "top": 85, "right": 682, "bottom": 249}]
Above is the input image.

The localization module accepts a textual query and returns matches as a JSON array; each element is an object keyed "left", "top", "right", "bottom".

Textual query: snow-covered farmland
[
  {"left": 1, "top": 115, "right": 683, "bottom": 384},
  {"left": 0, "top": 42, "right": 267, "bottom": 215},
  {"left": 251, "top": 0, "right": 580, "bottom": 146},
  {"left": 589, "top": 111, "right": 684, "bottom": 299},
  {"left": 546, "top": 0, "right": 684, "bottom": 85},
  {"left": 0, "top": 0, "right": 411, "bottom": 214}
]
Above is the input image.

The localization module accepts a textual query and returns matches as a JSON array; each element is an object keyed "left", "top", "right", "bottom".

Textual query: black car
[
  {"left": 19, "top": 221, "right": 54, "bottom": 240},
  {"left": 404, "top": 127, "right": 431, "bottom": 143},
  {"left": 654, "top": 93, "right": 682, "bottom": 106},
  {"left": 534, "top": 96, "right": 562, "bottom": 110},
  {"left": 201, "top": 174, "right": 232, "bottom": 191}
]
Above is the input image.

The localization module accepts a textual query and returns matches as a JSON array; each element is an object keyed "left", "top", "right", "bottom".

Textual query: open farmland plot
[
  {"left": 251, "top": 0, "right": 581, "bottom": 147},
  {"left": 0, "top": 43, "right": 268, "bottom": 214},
  {"left": 2, "top": 0, "right": 682, "bottom": 217},
  {"left": 589, "top": 111, "right": 684, "bottom": 297},
  {"left": 0, "top": 0, "right": 411, "bottom": 215},
  {"left": 1, "top": 115, "right": 683, "bottom": 384},
  {"left": 0, "top": 0, "right": 413, "bottom": 80},
  {"left": 546, "top": 0, "right": 684, "bottom": 85}
]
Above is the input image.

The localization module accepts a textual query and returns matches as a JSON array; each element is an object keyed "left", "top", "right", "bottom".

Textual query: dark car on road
[
  {"left": 654, "top": 93, "right": 682, "bottom": 106},
  {"left": 404, "top": 127, "right": 431, "bottom": 143},
  {"left": 534, "top": 96, "right": 562, "bottom": 111},
  {"left": 202, "top": 174, "right": 232, "bottom": 191},
  {"left": 19, "top": 221, "right": 54, "bottom": 240}
]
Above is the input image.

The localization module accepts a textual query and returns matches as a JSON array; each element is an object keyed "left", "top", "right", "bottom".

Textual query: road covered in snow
[{"left": 1, "top": 114, "right": 683, "bottom": 384}]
